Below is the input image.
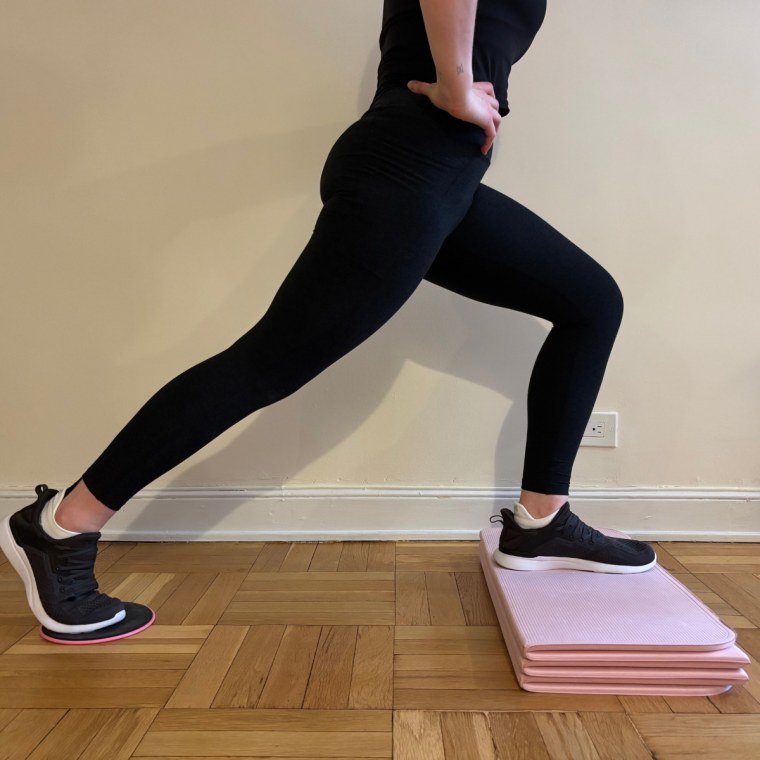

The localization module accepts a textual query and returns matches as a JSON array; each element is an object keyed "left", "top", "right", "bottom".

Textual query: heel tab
[{"left": 34, "top": 484, "right": 57, "bottom": 502}]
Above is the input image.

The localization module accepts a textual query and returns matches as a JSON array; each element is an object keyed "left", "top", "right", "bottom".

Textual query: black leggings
[{"left": 73, "top": 86, "right": 623, "bottom": 511}]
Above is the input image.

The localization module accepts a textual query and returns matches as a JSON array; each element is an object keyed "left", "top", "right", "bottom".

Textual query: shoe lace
[
  {"left": 54, "top": 541, "right": 100, "bottom": 601},
  {"left": 489, "top": 514, "right": 504, "bottom": 526},
  {"left": 558, "top": 512, "right": 604, "bottom": 545}
]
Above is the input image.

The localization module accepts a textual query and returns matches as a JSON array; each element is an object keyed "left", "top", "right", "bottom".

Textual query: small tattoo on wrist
[{"left": 456, "top": 64, "right": 464, "bottom": 75}]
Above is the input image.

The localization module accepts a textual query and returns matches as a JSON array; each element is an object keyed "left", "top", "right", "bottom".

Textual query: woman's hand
[{"left": 407, "top": 79, "right": 502, "bottom": 155}]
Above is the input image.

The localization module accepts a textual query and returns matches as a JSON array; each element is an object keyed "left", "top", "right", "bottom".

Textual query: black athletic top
[{"left": 377, "top": 0, "right": 547, "bottom": 116}]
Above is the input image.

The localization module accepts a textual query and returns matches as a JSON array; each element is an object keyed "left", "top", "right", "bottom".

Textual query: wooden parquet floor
[{"left": 2, "top": 540, "right": 760, "bottom": 759}]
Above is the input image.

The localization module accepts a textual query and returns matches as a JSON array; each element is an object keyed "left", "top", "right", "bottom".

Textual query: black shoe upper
[
  {"left": 490, "top": 502, "right": 655, "bottom": 567},
  {"left": 10, "top": 484, "right": 124, "bottom": 624}
]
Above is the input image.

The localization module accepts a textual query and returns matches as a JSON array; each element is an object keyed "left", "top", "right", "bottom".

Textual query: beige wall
[{"left": 2, "top": 1, "right": 758, "bottom": 503}]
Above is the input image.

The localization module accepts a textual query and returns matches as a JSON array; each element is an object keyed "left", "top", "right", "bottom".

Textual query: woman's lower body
[
  {"left": 0, "top": 86, "right": 654, "bottom": 640},
  {"left": 67, "top": 85, "right": 625, "bottom": 510}
]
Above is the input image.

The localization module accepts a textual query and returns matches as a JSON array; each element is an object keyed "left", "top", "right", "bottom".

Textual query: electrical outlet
[{"left": 581, "top": 412, "right": 618, "bottom": 447}]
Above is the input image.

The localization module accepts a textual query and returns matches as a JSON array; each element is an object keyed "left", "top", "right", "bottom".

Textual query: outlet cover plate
[{"left": 581, "top": 412, "right": 618, "bottom": 447}]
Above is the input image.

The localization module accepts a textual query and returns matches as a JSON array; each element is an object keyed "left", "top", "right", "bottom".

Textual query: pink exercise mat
[{"left": 479, "top": 526, "right": 749, "bottom": 696}]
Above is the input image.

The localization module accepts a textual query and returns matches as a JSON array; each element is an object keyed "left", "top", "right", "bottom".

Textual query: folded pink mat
[{"left": 479, "top": 525, "right": 750, "bottom": 695}]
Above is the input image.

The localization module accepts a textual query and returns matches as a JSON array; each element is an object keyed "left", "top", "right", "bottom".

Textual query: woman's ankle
[
  {"left": 56, "top": 480, "right": 117, "bottom": 533},
  {"left": 518, "top": 489, "right": 568, "bottom": 519}
]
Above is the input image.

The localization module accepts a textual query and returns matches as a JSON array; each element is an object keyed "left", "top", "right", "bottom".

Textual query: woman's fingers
[
  {"left": 407, "top": 79, "right": 432, "bottom": 96},
  {"left": 473, "top": 82, "right": 500, "bottom": 112},
  {"left": 475, "top": 91, "right": 502, "bottom": 153},
  {"left": 474, "top": 81, "right": 496, "bottom": 98},
  {"left": 481, "top": 111, "right": 502, "bottom": 155},
  {"left": 406, "top": 78, "right": 502, "bottom": 155}
]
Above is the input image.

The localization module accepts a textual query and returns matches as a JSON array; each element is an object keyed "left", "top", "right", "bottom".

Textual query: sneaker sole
[
  {"left": 492, "top": 547, "right": 657, "bottom": 574},
  {"left": 0, "top": 513, "right": 126, "bottom": 634}
]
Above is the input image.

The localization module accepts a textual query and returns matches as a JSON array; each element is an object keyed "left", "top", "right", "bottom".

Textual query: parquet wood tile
[
  {"left": 94, "top": 541, "right": 139, "bottom": 572},
  {"left": 280, "top": 543, "right": 317, "bottom": 572},
  {"left": 694, "top": 573, "right": 760, "bottom": 627},
  {"left": 25, "top": 707, "right": 157, "bottom": 760},
  {"left": 631, "top": 714, "right": 760, "bottom": 759},
  {"left": 425, "top": 572, "right": 467, "bottom": 626},
  {"left": 0, "top": 540, "right": 757, "bottom": 759},
  {"left": 151, "top": 572, "right": 218, "bottom": 625},
  {"left": 221, "top": 571, "right": 395, "bottom": 626},
  {"left": 308, "top": 542, "right": 342, "bottom": 572}
]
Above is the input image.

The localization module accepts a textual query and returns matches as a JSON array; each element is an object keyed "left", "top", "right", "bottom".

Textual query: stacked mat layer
[{"left": 479, "top": 526, "right": 750, "bottom": 695}]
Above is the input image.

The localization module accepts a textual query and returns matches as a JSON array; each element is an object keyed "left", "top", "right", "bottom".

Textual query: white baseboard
[{"left": 1, "top": 486, "right": 759, "bottom": 542}]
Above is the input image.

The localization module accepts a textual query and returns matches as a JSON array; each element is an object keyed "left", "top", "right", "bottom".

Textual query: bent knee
[
  {"left": 603, "top": 271, "right": 624, "bottom": 321},
  {"left": 589, "top": 269, "right": 624, "bottom": 334}
]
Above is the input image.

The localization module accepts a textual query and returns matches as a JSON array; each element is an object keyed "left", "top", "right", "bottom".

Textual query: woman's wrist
[
  {"left": 437, "top": 65, "right": 473, "bottom": 88},
  {"left": 436, "top": 71, "right": 474, "bottom": 112}
]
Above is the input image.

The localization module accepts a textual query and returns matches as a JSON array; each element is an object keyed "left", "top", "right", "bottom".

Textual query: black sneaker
[
  {"left": 489, "top": 502, "right": 657, "bottom": 574},
  {"left": 0, "top": 483, "right": 126, "bottom": 633}
]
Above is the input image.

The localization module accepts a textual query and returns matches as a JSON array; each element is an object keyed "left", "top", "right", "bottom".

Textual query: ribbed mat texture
[{"left": 479, "top": 526, "right": 750, "bottom": 695}]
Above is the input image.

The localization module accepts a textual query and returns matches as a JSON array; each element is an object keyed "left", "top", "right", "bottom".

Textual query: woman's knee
[
  {"left": 589, "top": 267, "right": 624, "bottom": 335},
  {"left": 560, "top": 259, "right": 624, "bottom": 334},
  {"left": 606, "top": 270, "right": 624, "bottom": 320}
]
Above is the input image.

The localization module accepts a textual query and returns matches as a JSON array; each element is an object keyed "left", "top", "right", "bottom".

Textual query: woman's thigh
[{"left": 423, "top": 183, "right": 624, "bottom": 328}]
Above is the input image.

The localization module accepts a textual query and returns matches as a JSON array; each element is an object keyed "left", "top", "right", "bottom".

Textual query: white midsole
[
  {"left": 0, "top": 514, "right": 126, "bottom": 633},
  {"left": 492, "top": 547, "right": 657, "bottom": 574}
]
